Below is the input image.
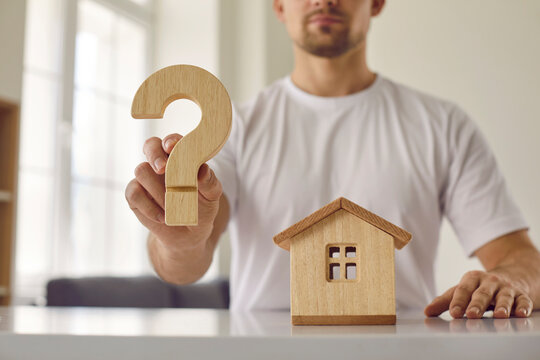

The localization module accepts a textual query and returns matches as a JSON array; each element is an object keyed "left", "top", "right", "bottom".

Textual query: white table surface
[{"left": 0, "top": 306, "right": 539, "bottom": 360}]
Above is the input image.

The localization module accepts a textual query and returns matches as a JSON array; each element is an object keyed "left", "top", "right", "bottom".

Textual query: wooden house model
[{"left": 273, "top": 197, "right": 412, "bottom": 325}]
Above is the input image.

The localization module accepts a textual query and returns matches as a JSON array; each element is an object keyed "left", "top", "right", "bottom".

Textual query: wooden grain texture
[
  {"left": 132, "top": 65, "right": 232, "bottom": 225},
  {"left": 340, "top": 197, "right": 411, "bottom": 249},
  {"left": 0, "top": 98, "right": 20, "bottom": 306},
  {"left": 290, "top": 210, "right": 396, "bottom": 323},
  {"left": 273, "top": 196, "right": 411, "bottom": 250}
]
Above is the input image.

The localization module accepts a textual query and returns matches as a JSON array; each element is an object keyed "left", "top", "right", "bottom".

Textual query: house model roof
[{"left": 273, "top": 197, "right": 412, "bottom": 251}]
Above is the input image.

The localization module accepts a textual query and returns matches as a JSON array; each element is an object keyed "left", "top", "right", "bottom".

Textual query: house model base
[
  {"left": 292, "top": 314, "right": 396, "bottom": 326},
  {"left": 273, "top": 197, "right": 412, "bottom": 326}
]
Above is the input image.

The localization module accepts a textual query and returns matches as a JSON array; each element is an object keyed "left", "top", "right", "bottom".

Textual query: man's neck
[{"left": 290, "top": 44, "right": 376, "bottom": 97}]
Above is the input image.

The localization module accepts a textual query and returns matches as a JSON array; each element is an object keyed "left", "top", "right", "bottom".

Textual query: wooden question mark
[{"left": 131, "top": 65, "right": 232, "bottom": 225}]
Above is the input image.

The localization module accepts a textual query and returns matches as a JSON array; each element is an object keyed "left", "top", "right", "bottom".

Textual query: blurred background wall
[{"left": 1, "top": 0, "right": 539, "bottom": 304}]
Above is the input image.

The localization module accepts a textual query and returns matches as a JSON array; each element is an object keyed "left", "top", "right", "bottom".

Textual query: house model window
[{"left": 327, "top": 244, "right": 357, "bottom": 282}]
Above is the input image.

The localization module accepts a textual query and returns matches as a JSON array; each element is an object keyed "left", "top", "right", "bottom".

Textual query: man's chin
[
  {"left": 300, "top": 38, "right": 350, "bottom": 58},
  {"left": 303, "top": 46, "right": 350, "bottom": 58}
]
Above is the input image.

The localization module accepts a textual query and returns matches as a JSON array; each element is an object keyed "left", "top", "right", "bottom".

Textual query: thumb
[{"left": 197, "top": 163, "right": 222, "bottom": 202}]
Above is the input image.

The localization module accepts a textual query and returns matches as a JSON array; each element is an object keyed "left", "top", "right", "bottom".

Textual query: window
[
  {"left": 345, "top": 263, "right": 356, "bottom": 280},
  {"left": 71, "top": 0, "right": 150, "bottom": 275},
  {"left": 329, "top": 263, "right": 340, "bottom": 280},
  {"left": 326, "top": 244, "right": 358, "bottom": 282},
  {"left": 16, "top": 0, "right": 154, "bottom": 304},
  {"left": 345, "top": 246, "right": 356, "bottom": 257}
]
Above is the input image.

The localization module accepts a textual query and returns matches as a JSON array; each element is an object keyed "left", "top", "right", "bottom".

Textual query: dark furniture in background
[{"left": 46, "top": 276, "right": 229, "bottom": 309}]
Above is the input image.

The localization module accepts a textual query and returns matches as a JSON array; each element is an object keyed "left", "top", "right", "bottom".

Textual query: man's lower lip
[{"left": 309, "top": 19, "right": 342, "bottom": 25}]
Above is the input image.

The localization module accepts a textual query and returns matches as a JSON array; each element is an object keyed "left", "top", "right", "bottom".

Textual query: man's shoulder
[
  {"left": 378, "top": 75, "right": 457, "bottom": 114},
  {"left": 378, "top": 75, "right": 474, "bottom": 132}
]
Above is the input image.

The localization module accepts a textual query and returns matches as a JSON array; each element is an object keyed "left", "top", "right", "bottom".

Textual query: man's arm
[
  {"left": 425, "top": 229, "right": 540, "bottom": 318},
  {"left": 126, "top": 133, "right": 231, "bottom": 285}
]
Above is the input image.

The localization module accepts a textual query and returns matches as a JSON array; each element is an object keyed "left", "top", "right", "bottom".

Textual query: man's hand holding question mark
[{"left": 125, "top": 133, "right": 224, "bottom": 253}]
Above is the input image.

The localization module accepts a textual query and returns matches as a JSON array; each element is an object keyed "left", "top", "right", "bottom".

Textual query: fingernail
[
  {"left": 198, "top": 164, "right": 209, "bottom": 179},
  {"left": 469, "top": 306, "right": 480, "bottom": 316},
  {"left": 496, "top": 307, "right": 508, "bottom": 316},
  {"left": 165, "top": 139, "right": 175, "bottom": 150},
  {"left": 154, "top": 158, "right": 166, "bottom": 171},
  {"left": 451, "top": 306, "right": 462, "bottom": 314},
  {"left": 518, "top": 308, "right": 529, "bottom": 317}
]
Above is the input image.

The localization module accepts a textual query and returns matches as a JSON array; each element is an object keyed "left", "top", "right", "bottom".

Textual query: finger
[
  {"left": 493, "top": 288, "right": 515, "bottom": 319},
  {"left": 134, "top": 162, "right": 166, "bottom": 208},
  {"left": 449, "top": 271, "right": 481, "bottom": 318},
  {"left": 143, "top": 137, "right": 168, "bottom": 174},
  {"left": 514, "top": 293, "right": 533, "bottom": 318},
  {"left": 197, "top": 164, "right": 222, "bottom": 202},
  {"left": 125, "top": 179, "right": 165, "bottom": 224},
  {"left": 424, "top": 286, "right": 456, "bottom": 317},
  {"left": 162, "top": 133, "right": 183, "bottom": 154},
  {"left": 466, "top": 278, "right": 500, "bottom": 319},
  {"left": 192, "top": 164, "right": 223, "bottom": 227}
]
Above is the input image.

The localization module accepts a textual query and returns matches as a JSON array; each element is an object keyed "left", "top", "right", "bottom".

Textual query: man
[{"left": 125, "top": 0, "right": 540, "bottom": 318}]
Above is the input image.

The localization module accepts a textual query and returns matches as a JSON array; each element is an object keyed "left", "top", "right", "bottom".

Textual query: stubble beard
[{"left": 296, "top": 10, "right": 365, "bottom": 58}]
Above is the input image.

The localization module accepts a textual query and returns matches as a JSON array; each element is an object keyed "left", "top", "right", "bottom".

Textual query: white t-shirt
[{"left": 207, "top": 74, "right": 528, "bottom": 311}]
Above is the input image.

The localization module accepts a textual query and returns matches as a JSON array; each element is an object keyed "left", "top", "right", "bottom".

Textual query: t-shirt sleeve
[
  {"left": 441, "top": 106, "right": 528, "bottom": 257},
  {"left": 206, "top": 104, "right": 242, "bottom": 216}
]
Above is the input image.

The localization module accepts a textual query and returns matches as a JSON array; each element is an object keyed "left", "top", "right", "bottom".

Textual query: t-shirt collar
[{"left": 283, "top": 73, "right": 383, "bottom": 110}]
